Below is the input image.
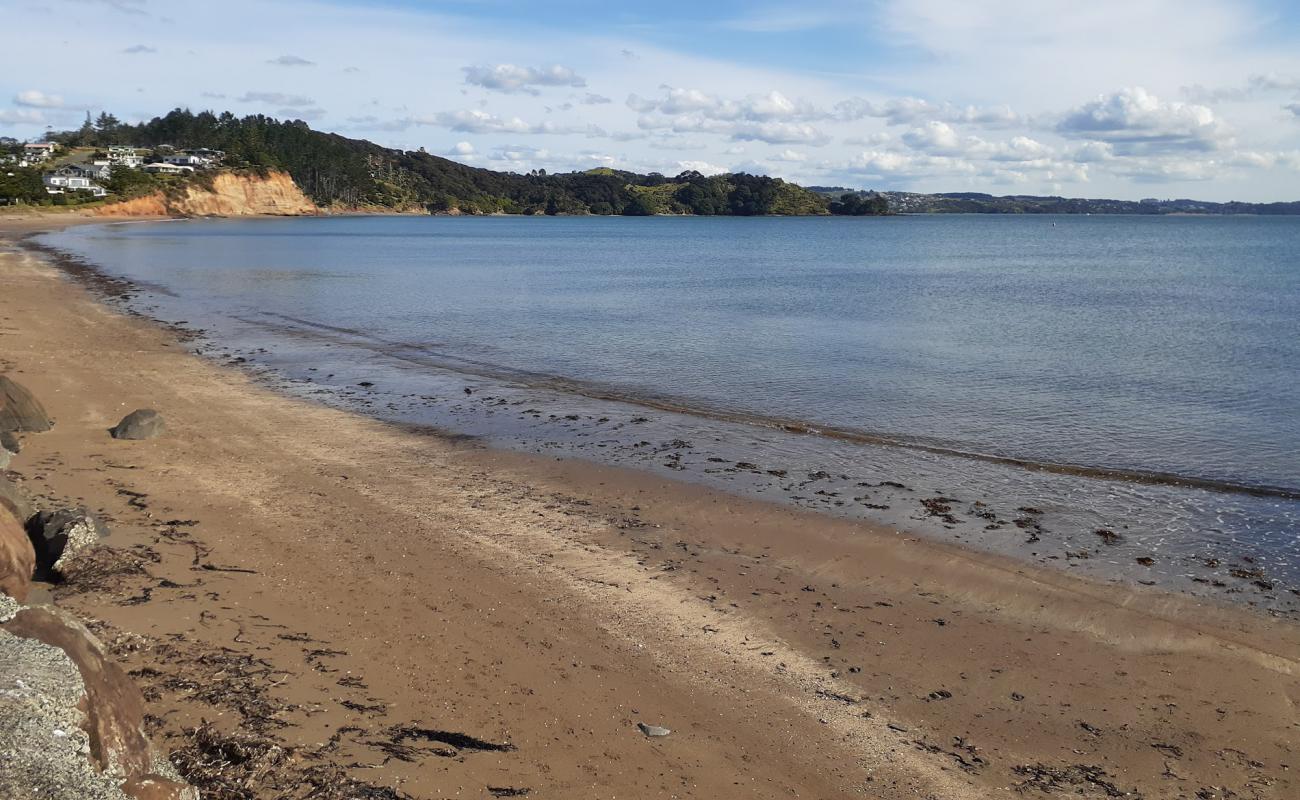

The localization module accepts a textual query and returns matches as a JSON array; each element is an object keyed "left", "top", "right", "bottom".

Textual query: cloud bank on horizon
[{"left": 3, "top": 0, "right": 1300, "bottom": 201}]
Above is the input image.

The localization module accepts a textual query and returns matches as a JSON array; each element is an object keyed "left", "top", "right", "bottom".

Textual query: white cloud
[
  {"left": 238, "top": 91, "right": 316, "bottom": 107},
  {"left": 463, "top": 64, "right": 586, "bottom": 94},
  {"left": 268, "top": 54, "right": 314, "bottom": 67},
  {"left": 1057, "top": 87, "right": 1227, "bottom": 153},
  {"left": 122, "top": 44, "right": 156, "bottom": 54},
  {"left": 0, "top": 108, "right": 47, "bottom": 125},
  {"left": 14, "top": 90, "right": 64, "bottom": 108},
  {"left": 770, "top": 149, "right": 807, "bottom": 162},
  {"left": 449, "top": 141, "right": 475, "bottom": 156},
  {"left": 581, "top": 93, "right": 613, "bottom": 105}
]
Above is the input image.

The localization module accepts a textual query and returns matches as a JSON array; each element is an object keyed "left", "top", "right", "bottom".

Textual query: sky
[{"left": 3, "top": 0, "right": 1300, "bottom": 201}]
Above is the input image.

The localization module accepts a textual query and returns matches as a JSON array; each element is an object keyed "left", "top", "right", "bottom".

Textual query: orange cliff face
[{"left": 97, "top": 171, "right": 318, "bottom": 218}]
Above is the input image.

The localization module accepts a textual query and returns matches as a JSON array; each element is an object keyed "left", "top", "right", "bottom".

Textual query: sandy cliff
[{"left": 97, "top": 171, "right": 317, "bottom": 218}]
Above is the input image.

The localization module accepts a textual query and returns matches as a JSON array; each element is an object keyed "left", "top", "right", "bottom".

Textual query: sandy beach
[{"left": 2, "top": 215, "right": 1298, "bottom": 799}]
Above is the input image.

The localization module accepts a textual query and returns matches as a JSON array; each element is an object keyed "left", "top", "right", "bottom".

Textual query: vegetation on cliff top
[{"left": 36, "top": 109, "right": 883, "bottom": 216}]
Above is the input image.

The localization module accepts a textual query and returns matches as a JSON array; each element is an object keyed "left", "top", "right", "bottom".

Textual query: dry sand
[{"left": 1, "top": 215, "right": 1298, "bottom": 798}]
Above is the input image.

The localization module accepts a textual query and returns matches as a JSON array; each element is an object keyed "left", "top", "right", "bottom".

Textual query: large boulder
[
  {"left": 30, "top": 509, "right": 110, "bottom": 580},
  {"left": 0, "top": 606, "right": 196, "bottom": 800},
  {"left": 1, "top": 429, "right": 21, "bottom": 454},
  {"left": 0, "top": 506, "right": 35, "bottom": 603},
  {"left": 0, "top": 476, "right": 35, "bottom": 526},
  {"left": 0, "top": 376, "right": 52, "bottom": 433},
  {"left": 110, "top": 410, "right": 165, "bottom": 441}
]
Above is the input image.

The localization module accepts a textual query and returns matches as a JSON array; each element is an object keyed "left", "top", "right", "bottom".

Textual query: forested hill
[
  {"left": 809, "top": 188, "right": 1300, "bottom": 215},
  {"left": 49, "top": 109, "right": 880, "bottom": 216}
]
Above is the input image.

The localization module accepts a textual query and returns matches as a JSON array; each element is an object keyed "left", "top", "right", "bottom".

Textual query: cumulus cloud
[
  {"left": 409, "top": 109, "right": 598, "bottom": 137},
  {"left": 630, "top": 87, "right": 830, "bottom": 145},
  {"left": 770, "top": 149, "right": 807, "bottom": 162},
  {"left": 449, "top": 141, "right": 475, "bottom": 156},
  {"left": 238, "top": 91, "right": 317, "bottom": 107},
  {"left": 0, "top": 108, "right": 47, "bottom": 125},
  {"left": 462, "top": 64, "right": 586, "bottom": 94},
  {"left": 14, "top": 89, "right": 64, "bottom": 108},
  {"left": 581, "top": 93, "right": 612, "bottom": 105},
  {"left": 1286, "top": 103, "right": 1300, "bottom": 119},
  {"left": 268, "top": 54, "right": 314, "bottom": 67},
  {"left": 836, "top": 96, "right": 1022, "bottom": 128},
  {"left": 1057, "top": 87, "right": 1226, "bottom": 154}
]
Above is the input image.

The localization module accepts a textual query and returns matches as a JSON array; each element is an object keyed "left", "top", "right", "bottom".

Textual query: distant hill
[
  {"left": 30, "top": 109, "right": 870, "bottom": 217},
  {"left": 808, "top": 187, "right": 1300, "bottom": 215}
]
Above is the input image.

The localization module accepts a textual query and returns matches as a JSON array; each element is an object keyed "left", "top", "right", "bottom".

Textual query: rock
[
  {"left": 110, "top": 410, "right": 166, "bottom": 441},
  {"left": 0, "top": 375, "right": 53, "bottom": 433},
  {"left": 0, "top": 448, "right": 9, "bottom": 470},
  {"left": 1, "top": 429, "right": 20, "bottom": 454},
  {"left": 0, "top": 476, "right": 35, "bottom": 526},
  {"left": 31, "top": 509, "right": 110, "bottom": 580},
  {"left": 637, "top": 722, "right": 671, "bottom": 737},
  {"left": 0, "top": 627, "right": 129, "bottom": 799},
  {"left": 0, "top": 506, "right": 35, "bottom": 602},
  {"left": 1, "top": 606, "right": 194, "bottom": 798}
]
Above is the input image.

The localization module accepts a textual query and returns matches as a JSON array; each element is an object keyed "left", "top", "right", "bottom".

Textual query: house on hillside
[
  {"left": 58, "top": 163, "right": 111, "bottom": 181},
  {"left": 106, "top": 145, "right": 144, "bottom": 168},
  {"left": 22, "top": 142, "right": 57, "bottom": 164},
  {"left": 142, "top": 162, "right": 194, "bottom": 175},
  {"left": 42, "top": 171, "right": 108, "bottom": 197}
]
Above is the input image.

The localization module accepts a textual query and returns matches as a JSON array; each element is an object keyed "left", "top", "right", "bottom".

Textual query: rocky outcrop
[
  {"left": 0, "top": 376, "right": 53, "bottom": 433},
  {"left": 111, "top": 410, "right": 166, "bottom": 441},
  {"left": 97, "top": 170, "right": 318, "bottom": 218},
  {"left": 30, "top": 509, "right": 109, "bottom": 580},
  {"left": 0, "top": 606, "right": 196, "bottom": 800},
  {"left": 0, "top": 506, "right": 35, "bottom": 602}
]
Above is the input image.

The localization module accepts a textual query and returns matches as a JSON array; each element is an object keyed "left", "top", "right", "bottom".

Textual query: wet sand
[{"left": 2, "top": 215, "right": 1299, "bottom": 798}]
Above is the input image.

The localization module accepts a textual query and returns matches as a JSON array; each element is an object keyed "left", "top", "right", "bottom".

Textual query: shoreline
[
  {"left": 31, "top": 216, "right": 1300, "bottom": 620},
  {"left": 3, "top": 215, "right": 1300, "bottom": 797}
]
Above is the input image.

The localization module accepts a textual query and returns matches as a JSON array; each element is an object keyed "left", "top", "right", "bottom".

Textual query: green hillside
[{"left": 34, "top": 109, "right": 886, "bottom": 216}]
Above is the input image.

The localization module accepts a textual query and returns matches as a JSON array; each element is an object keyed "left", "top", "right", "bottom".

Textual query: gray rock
[
  {"left": 0, "top": 476, "right": 35, "bottom": 527},
  {"left": 110, "top": 410, "right": 165, "bottom": 441},
  {"left": 0, "top": 448, "right": 9, "bottom": 470},
  {"left": 637, "top": 722, "right": 671, "bottom": 737},
  {"left": 31, "top": 510, "right": 109, "bottom": 580},
  {"left": 0, "top": 430, "right": 20, "bottom": 454},
  {"left": 0, "top": 376, "right": 52, "bottom": 433}
]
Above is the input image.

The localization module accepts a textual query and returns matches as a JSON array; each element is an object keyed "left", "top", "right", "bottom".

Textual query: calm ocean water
[{"left": 37, "top": 215, "right": 1300, "bottom": 611}]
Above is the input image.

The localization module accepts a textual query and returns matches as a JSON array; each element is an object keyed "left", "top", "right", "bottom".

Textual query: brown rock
[
  {"left": 0, "top": 506, "right": 35, "bottom": 602},
  {"left": 0, "top": 375, "right": 52, "bottom": 433},
  {"left": 2, "top": 606, "right": 154, "bottom": 778}
]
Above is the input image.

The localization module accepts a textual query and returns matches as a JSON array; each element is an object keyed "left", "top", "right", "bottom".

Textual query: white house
[
  {"left": 106, "top": 145, "right": 144, "bottom": 168},
  {"left": 23, "top": 142, "right": 57, "bottom": 163},
  {"left": 43, "top": 173, "right": 108, "bottom": 197},
  {"left": 142, "top": 162, "right": 194, "bottom": 175}
]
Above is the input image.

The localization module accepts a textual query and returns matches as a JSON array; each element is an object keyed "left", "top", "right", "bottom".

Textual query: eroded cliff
[{"left": 97, "top": 171, "right": 317, "bottom": 218}]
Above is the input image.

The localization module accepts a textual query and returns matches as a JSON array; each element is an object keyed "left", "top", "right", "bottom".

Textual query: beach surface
[{"left": 2, "top": 215, "right": 1298, "bottom": 799}]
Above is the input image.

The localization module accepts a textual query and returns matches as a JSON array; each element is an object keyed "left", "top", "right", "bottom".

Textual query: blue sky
[{"left": 4, "top": 0, "right": 1300, "bottom": 201}]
